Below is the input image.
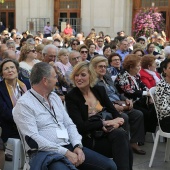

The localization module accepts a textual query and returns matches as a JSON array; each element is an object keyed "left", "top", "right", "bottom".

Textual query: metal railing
[
  {"left": 26, "top": 18, "right": 50, "bottom": 35},
  {"left": 58, "top": 18, "right": 81, "bottom": 34}
]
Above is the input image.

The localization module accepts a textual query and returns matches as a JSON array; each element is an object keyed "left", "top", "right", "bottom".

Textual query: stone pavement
[{"left": 133, "top": 132, "right": 170, "bottom": 170}]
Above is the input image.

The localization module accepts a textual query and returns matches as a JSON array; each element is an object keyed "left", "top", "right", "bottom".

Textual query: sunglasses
[
  {"left": 56, "top": 46, "right": 62, "bottom": 48},
  {"left": 16, "top": 38, "right": 21, "bottom": 39},
  {"left": 29, "top": 49, "right": 36, "bottom": 53},
  {"left": 72, "top": 43, "right": 78, "bottom": 45},
  {"left": 80, "top": 51, "right": 88, "bottom": 54}
]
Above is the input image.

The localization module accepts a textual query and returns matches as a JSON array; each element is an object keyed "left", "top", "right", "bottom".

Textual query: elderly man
[
  {"left": 65, "top": 51, "right": 81, "bottom": 91},
  {"left": 12, "top": 62, "right": 117, "bottom": 170},
  {"left": 42, "top": 44, "right": 69, "bottom": 99},
  {"left": 116, "top": 39, "right": 129, "bottom": 61}
]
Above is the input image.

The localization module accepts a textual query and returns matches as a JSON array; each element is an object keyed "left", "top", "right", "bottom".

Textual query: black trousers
[
  {"left": 121, "top": 109, "right": 145, "bottom": 143},
  {"left": 133, "top": 101, "right": 157, "bottom": 133},
  {"left": 160, "top": 116, "right": 170, "bottom": 133},
  {"left": 82, "top": 127, "right": 133, "bottom": 170}
]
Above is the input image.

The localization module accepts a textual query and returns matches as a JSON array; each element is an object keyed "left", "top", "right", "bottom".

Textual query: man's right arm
[{"left": 12, "top": 102, "right": 68, "bottom": 155}]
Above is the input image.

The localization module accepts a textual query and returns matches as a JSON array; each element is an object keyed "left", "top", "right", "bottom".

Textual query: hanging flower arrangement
[{"left": 133, "top": 7, "right": 165, "bottom": 39}]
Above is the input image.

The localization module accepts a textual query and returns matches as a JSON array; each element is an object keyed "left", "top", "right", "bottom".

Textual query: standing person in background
[
  {"left": 95, "top": 37, "right": 105, "bottom": 55},
  {"left": 0, "top": 22, "right": 5, "bottom": 34},
  {"left": 44, "top": 22, "right": 52, "bottom": 38},
  {"left": 63, "top": 23, "right": 73, "bottom": 37}
]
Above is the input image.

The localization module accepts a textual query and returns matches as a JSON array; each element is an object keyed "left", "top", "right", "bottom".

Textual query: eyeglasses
[
  {"left": 29, "top": 49, "right": 36, "bottom": 53},
  {"left": 48, "top": 55, "right": 56, "bottom": 58},
  {"left": 16, "top": 38, "right": 21, "bottom": 40},
  {"left": 80, "top": 51, "right": 88, "bottom": 54},
  {"left": 112, "top": 59, "right": 120, "bottom": 62},
  {"left": 72, "top": 43, "right": 78, "bottom": 45},
  {"left": 98, "top": 65, "right": 107, "bottom": 69},
  {"left": 72, "top": 56, "right": 81, "bottom": 61}
]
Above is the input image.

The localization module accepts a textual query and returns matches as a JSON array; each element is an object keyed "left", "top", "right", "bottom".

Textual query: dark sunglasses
[
  {"left": 80, "top": 51, "right": 88, "bottom": 54},
  {"left": 16, "top": 38, "right": 21, "bottom": 39},
  {"left": 56, "top": 46, "right": 62, "bottom": 48},
  {"left": 72, "top": 43, "right": 78, "bottom": 45}
]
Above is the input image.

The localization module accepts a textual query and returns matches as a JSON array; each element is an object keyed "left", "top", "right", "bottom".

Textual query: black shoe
[
  {"left": 132, "top": 148, "right": 146, "bottom": 155},
  {"left": 138, "top": 142, "right": 144, "bottom": 146},
  {"left": 5, "top": 153, "right": 12, "bottom": 161}
]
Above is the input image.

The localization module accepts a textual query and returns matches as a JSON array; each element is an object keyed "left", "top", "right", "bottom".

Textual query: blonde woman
[{"left": 19, "top": 44, "right": 38, "bottom": 75}]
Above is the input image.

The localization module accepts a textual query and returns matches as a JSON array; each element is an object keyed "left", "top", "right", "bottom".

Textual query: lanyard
[{"left": 30, "top": 91, "right": 60, "bottom": 127}]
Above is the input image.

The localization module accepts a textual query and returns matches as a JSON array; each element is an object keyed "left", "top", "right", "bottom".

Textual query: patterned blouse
[{"left": 115, "top": 70, "right": 148, "bottom": 100}]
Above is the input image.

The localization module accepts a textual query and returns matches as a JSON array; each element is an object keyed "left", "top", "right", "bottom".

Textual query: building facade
[{"left": 1, "top": 0, "right": 169, "bottom": 37}]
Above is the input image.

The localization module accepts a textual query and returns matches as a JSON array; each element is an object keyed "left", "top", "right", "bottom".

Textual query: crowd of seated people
[{"left": 1, "top": 26, "right": 170, "bottom": 169}]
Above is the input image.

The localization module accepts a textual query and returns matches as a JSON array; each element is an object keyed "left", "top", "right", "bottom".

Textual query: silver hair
[
  {"left": 42, "top": 44, "right": 58, "bottom": 55},
  {"left": 30, "top": 62, "right": 53, "bottom": 85},
  {"left": 164, "top": 46, "right": 170, "bottom": 58}
]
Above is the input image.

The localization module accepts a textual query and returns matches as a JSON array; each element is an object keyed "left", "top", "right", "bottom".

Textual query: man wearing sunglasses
[{"left": 79, "top": 45, "right": 89, "bottom": 62}]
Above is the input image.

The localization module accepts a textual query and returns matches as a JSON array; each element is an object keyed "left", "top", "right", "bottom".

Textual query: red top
[
  {"left": 63, "top": 28, "right": 73, "bottom": 36},
  {"left": 140, "top": 69, "right": 160, "bottom": 89}
]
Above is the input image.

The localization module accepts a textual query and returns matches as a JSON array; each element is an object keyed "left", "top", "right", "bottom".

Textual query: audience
[
  {"left": 0, "top": 59, "right": 27, "bottom": 143},
  {"left": 13, "top": 62, "right": 117, "bottom": 170},
  {"left": 140, "top": 55, "right": 160, "bottom": 89},
  {"left": 65, "top": 61, "right": 133, "bottom": 170},
  {"left": 115, "top": 54, "right": 158, "bottom": 133},
  {"left": 155, "top": 59, "right": 170, "bottom": 133}
]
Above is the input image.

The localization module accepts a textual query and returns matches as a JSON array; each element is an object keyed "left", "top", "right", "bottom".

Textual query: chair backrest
[{"left": 149, "top": 87, "right": 161, "bottom": 129}]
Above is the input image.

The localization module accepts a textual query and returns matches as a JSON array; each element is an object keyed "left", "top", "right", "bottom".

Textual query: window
[
  {"left": 0, "top": 1, "right": 15, "bottom": 9},
  {"left": 142, "top": 0, "right": 168, "bottom": 7},
  {"left": 60, "top": 0, "right": 80, "bottom": 9}
]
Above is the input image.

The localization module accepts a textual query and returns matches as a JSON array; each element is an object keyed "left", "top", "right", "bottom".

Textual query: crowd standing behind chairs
[{"left": 0, "top": 23, "right": 170, "bottom": 170}]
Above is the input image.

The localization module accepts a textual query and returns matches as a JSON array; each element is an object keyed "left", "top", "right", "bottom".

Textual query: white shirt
[{"left": 12, "top": 88, "right": 82, "bottom": 155}]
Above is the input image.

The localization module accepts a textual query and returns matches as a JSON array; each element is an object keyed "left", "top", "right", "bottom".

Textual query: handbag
[
  {"left": 114, "top": 100, "right": 130, "bottom": 111},
  {"left": 88, "top": 108, "right": 113, "bottom": 138}
]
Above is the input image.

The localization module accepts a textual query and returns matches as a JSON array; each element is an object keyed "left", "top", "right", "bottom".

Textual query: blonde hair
[
  {"left": 70, "top": 61, "right": 97, "bottom": 87},
  {"left": 89, "top": 55, "right": 108, "bottom": 76},
  {"left": 19, "top": 44, "right": 34, "bottom": 62},
  {"left": 57, "top": 48, "right": 69, "bottom": 61}
]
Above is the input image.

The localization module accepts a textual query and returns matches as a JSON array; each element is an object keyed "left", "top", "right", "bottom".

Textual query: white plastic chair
[
  {"left": 4, "top": 138, "right": 23, "bottom": 170},
  {"left": 17, "top": 128, "right": 30, "bottom": 170},
  {"left": 149, "top": 87, "right": 170, "bottom": 167}
]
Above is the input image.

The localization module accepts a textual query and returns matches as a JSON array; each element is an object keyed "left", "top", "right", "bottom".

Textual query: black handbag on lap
[{"left": 88, "top": 108, "right": 113, "bottom": 138}]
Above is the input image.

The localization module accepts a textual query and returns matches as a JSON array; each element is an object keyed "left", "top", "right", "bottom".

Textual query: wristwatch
[{"left": 73, "top": 144, "right": 83, "bottom": 150}]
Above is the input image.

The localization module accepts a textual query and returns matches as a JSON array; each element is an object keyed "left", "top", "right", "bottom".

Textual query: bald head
[
  {"left": 2, "top": 49, "right": 16, "bottom": 60},
  {"left": 69, "top": 51, "right": 81, "bottom": 66}
]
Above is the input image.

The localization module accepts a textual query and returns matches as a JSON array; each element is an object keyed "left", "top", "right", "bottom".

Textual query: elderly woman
[
  {"left": 65, "top": 61, "right": 133, "bottom": 170},
  {"left": 155, "top": 59, "right": 170, "bottom": 133},
  {"left": 140, "top": 55, "right": 160, "bottom": 89},
  {"left": 107, "top": 53, "right": 122, "bottom": 81},
  {"left": 55, "top": 48, "right": 71, "bottom": 75},
  {"left": 91, "top": 56, "right": 145, "bottom": 155},
  {"left": 131, "top": 48, "right": 145, "bottom": 57},
  {"left": 36, "top": 44, "right": 45, "bottom": 61},
  {"left": 115, "top": 54, "right": 158, "bottom": 133},
  {"left": 0, "top": 59, "right": 27, "bottom": 143}
]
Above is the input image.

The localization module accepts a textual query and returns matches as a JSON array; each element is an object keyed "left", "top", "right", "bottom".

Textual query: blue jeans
[{"left": 29, "top": 145, "right": 117, "bottom": 170}]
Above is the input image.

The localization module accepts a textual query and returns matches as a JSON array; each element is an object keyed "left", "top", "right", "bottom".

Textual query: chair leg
[
  {"left": 164, "top": 138, "right": 170, "bottom": 162},
  {"left": 149, "top": 131, "right": 160, "bottom": 167},
  {"left": 152, "top": 133, "right": 155, "bottom": 141}
]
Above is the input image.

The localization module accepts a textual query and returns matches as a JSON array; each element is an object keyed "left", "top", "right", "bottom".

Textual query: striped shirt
[{"left": 12, "top": 88, "right": 82, "bottom": 155}]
